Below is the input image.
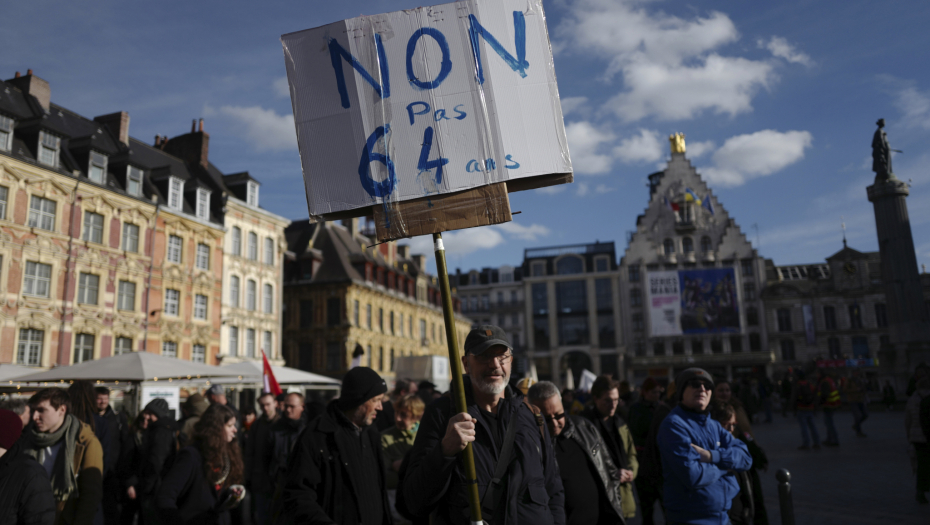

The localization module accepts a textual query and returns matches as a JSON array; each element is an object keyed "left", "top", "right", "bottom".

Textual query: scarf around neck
[{"left": 24, "top": 413, "right": 81, "bottom": 500}]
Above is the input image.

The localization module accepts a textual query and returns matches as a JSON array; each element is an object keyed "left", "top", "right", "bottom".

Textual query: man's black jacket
[
  {"left": 127, "top": 418, "right": 178, "bottom": 496},
  {"left": 282, "top": 400, "right": 391, "bottom": 525},
  {"left": 402, "top": 377, "right": 565, "bottom": 525},
  {"left": 245, "top": 412, "right": 278, "bottom": 492},
  {"left": 269, "top": 415, "right": 306, "bottom": 483},
  {"left": 0, "top": 449, "right": 55, "bottom": 525},
  {"left": 558, "top": 416, "right": 624, "bottom": 523}
]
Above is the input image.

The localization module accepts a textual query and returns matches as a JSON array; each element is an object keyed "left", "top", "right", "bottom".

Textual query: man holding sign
[{"left": 402, "top": 326, "right": 565, "bottom": 525}]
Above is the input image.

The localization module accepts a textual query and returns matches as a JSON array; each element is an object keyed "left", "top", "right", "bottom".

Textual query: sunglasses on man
[
  {"left": 544, "top": 412, "right": 566, "bottom": 422},
  {"left": 686, "top": 379, "right": 712, "bottom": 391}
]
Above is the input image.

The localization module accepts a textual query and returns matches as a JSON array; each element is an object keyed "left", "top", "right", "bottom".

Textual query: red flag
[{"left": 262, "top": 350, "right": 283, "bottom": 396}]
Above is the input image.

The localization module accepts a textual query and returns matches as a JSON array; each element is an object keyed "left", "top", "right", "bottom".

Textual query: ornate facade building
[
  {"left": 282, "top": 219, "right": 471, "bottom": 382},
  {"left": 0, "top": 70, "right": 285, "bottom": 368},
  {"left": 618, "top": 138, "right": 772, "bottom": 384},
  {"left": 453, "top": 265, "right": 527, "bottom": 372}
]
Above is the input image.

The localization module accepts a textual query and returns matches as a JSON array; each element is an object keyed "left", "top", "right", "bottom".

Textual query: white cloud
[
  {"left": 565, "top": 121, "right": 615, "bottom": 174},
  {"left": 758, "top": 37, "right": 814, "bottom": 67},
  {"left": 404, "top": 221, "right": 551, "bottom": 257},
  {"left": 890, "top": 83, "right": 930, "bottom": 130},
  {"left": 560, "top": 96, "right": 589, "bottom": 117},
  {"left": 537, "top": 185, "right": 567, "bottom": 195},
  {"left": 595, "top": 184, "right": 615, "bottom": 193},
  {"left": 496, "top": 221, "right": 551, "bottom": 241},
  {"left": 686, "top": 140, "right": 716, "bottom": 158},
  {"left": 576, "top": 182, "right": 590, "bottom": 196},
  {"left": 556, "top": 0, "right": 776, "bottom": 122},
  {"left": 273, "top": 76, "right": 291, "bottom": 98},
  {"left": 205, "top": 105, "right": 297, "bottom": 151},
  {"left": 613, "top": 129, "right": 663, "bottom": 164},
  {"left": 702, "top": 129, "right": 813, "bottom": 186}
]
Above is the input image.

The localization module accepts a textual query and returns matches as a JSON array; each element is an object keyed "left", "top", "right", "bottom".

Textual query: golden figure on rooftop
[{"left": 669, "top": 132, "right": 686, "bottom": 154}]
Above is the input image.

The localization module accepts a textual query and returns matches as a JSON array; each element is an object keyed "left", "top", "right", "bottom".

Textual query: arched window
[
  {"left": 556, "top": 255, "right": 584, "bottom": 274},
  {"left": 700, "top": 236, "right": 713, "bottom": 252},
  {"left": 682, "top": 237, "right": 694, "bottom": 253},
  {"left": 663, "top": 238, "right": 675, "bottom": 255}
]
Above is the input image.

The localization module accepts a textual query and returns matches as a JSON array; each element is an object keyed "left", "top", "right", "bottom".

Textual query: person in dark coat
[
  {"left": 528, "top": 381, "right": 624, "bottom": 525},
  {"left": 117, "top": 412, "right": 145, "bottom": 525},
  {"left": 402, "top": 326, "right": 565, "bottom": 525},
  {"left": 0, "top": 408, "right": 55, "bottom": 525},
  {"left": 96, "top": 387, "right": 127, "bottom": 525},
  {"left": 268, "top": 392, "right": 306, "bottom": 484},
  {"left": 127, "top": 399, "right": 178, "bottom": 525},
  {"left": 245, "top": 393, "right": 279, "bottom": 525},
  {"left": 627, "top": 378, "right": 665, "bottom": 525},
  {"left": 283, "top": 367, "right": 391, "bottom": 525},
  {"left": 157, "top": 404, "right": 245, "bottom": 525}
]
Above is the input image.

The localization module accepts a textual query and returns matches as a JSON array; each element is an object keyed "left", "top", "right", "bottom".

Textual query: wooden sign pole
[{"left": 432, "top": 232, "right": 483, "bottom": 525}]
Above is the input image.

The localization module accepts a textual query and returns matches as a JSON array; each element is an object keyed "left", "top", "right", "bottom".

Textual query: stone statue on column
[{"left": 872, "top": 118, "right": 894, "bottom": 180}]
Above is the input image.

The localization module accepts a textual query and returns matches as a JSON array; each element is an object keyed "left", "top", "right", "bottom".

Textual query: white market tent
[
  {"left": 218, "top": 361, "right": 340, "bottom": 388},
  {"left": 6, "top": 351, "right": 244, "bottom": 384},
  {"left": 0, "top": 364, "right": 36, "bottom": 382}
]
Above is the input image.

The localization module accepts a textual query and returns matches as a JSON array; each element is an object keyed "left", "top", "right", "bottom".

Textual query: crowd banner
[{"left": 281, "top": 0, "right": 572, "bottom": 241}]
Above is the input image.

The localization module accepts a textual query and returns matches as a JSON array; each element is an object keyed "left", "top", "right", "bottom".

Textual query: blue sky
[{"left": 4, "top": 0, "right": 930, "bottom": 274}]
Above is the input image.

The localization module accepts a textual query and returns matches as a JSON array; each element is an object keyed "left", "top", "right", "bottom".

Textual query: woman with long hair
[{"left": 156, "top": 404, "right": 245, "bottom": 525}]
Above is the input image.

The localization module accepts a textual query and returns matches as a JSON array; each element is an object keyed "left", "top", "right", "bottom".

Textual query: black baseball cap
[{"left": 464, "top": 325, "right": 512, "bottom": 356}]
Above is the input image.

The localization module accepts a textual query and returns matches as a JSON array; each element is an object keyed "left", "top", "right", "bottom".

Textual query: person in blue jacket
[{"left": 657, "top": 368, "right": 752, "bottom": 525}]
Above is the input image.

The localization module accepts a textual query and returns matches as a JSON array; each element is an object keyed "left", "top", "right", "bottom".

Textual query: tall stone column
[{"left": 867, "top": 176, "right": 930, "bottom": 375}]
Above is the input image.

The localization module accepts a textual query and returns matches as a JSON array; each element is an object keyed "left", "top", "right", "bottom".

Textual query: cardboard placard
[{"left": 281, "top": 0, "right": 572, "bottom": 231}]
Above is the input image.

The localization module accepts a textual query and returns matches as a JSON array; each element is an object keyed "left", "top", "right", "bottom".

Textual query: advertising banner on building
[
  {"left": 646, "top": 271, "right": 682, "bottom": 336},
  {"left": 647, "top": 268, "right": 741, "bottom": 336}
]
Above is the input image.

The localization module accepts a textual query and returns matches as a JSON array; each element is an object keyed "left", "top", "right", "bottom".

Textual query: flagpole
[{"left": 432, "top": 232, "right": 483, "bottom": 525}]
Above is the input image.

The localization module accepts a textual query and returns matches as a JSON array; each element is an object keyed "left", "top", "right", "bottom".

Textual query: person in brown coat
[{"left": 9, "top": 388, "right": 104, "bottom": 525}]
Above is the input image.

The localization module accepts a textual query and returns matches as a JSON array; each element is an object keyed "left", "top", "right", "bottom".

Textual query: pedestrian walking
[
  {"left": 117, "top": 412, "right": 145, "bottom": 525},
  {"left": 882, "top": 381, "right": 897, "bottom": 411},
  {"left": 529, "top": 381, "right": 625, "bottom": 525},
  {"left": 0, "top": 408, "right": 56, "bottom": 525},
  {"left": 791, "top": 370, "right": 821, "bottom": 450},
  {"left": 709, "top": 402, "right": 754, "bottom": 525},
  {"left": 402, "top": 326, "right": 565, "bottom": 525},
  {"left": 283, "top": 366, "right": 392, "bottom": 525},
  {"left": 268, "top": 392, "right": 306, "bottom": 484},
  {"left": 95, "top": 387, "right": 127, "bottom": 525},
  {"left": 245, "top": 393, "right": 279, "bottom": 525},
  {"left": 127, "top": 399, "right": 179, "bottom": 525},
  {"left": 904, "top": 375, "right": 930, "bottom": 505},
  {"left": 583, "top": 376, "right": 638, "bottom": 521},
  {"left": 381, "top": 394, "right": 424, "bottom": 523},
  {"left": 9, "top": 388, "right": 104, "bottom": 525},
  {"left": 656, "top": 368, "right": 751, "bottom": 525},
  {"left": 375, "top": 378, "right": 418, "bottom": 432},
  {"left": 816, "top": 369, "right": 841, "bottom": 447},
  {"left": 156, "top": 404, "right": 246, "bottom": 525},
  {"left": 712, "top": 381, "right": 754, "bottom": 437},
  {"left": 845, "top": 369, "right": 870, "bottom": 437}
]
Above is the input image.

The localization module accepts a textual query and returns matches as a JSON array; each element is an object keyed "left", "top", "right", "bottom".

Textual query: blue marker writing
[
  {"left": 328, "top": 34, "right": 390, "bottom": 109},
  {"left": 358, "top": 125, "right": 396, "bottom": 198},
  {"left": 417, "top": 126, "right": 449, "bottom": 184},
  {"left": 406, "top": 27, "right": 452, "bottom": 90},
  {"left": 468, "top": 11, "right": 529, "bottom": 85}
]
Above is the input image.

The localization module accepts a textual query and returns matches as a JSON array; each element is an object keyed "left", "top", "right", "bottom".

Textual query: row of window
[
  {"left": 776, "top": 304, "right": 886, "bottom": 332},
  {"left": 228, "top": 327, "right": 274, "bottom": 358},
  {"left": 530, "top": 255, "right": 612, "bottom": 277},
  {"left": 297, "top": 298, "right": 442, "bottom": 344},
  {"left": 166, "top": 235, "right": 212, "bottom": 270},
  {"left": 16, "top": 328, "right": 207, "bottom": 366},
  {"left": 229, "top": 226, "right": 275, "bottom": 264},
  {"left": 626, "top": 259, "right": 755, "bottom": 282},
  {"left": 461, "top": 290, "right": 521, "bottom": 313},
  {"left": 229, "top": 277, "right": 275, "bottom": 313},
  {"left": 632, "top": 334, "right": 763, "bottom": 356}
]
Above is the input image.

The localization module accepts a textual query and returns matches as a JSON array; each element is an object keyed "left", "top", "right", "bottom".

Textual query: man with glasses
[
  {"left": 403, "top": 325, "right": 565, "bottom": 525},
  {"left": 528, "top": 381, "right": 624, "bottom": 525},
  {"left": 657, "top": 368, "right": 751, "bottom": 525}
]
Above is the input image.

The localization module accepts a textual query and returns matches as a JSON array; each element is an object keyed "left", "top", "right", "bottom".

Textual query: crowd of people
[{"left": 2, "top": 330, "right": 929, "bottom": 525}]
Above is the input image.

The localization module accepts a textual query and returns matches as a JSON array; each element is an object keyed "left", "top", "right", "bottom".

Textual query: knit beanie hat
[
  {"left": 144, "top": 398, "right": 171, "bottom": 420},
  {"left": 674, "top": 368, "right": 715, "bottom": 402},
  {"left": 0, "top": 408, "right": 23, "bottom": 449},
  {"left": 337, "top": 367, "right": 387, "bottom": 411}
]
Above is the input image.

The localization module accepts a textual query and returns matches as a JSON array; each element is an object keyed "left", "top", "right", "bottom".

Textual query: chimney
[
  {"left": 162, "top": 120, "right": 210, "bottom": 168},
  {"left": 8, "top": 69, "right": 51, "bottom": 113},
  {"left": 199, "top": 118, "right": 204, "bottom": 132},
  {"left": 413, "top": 254, "right": 427, "bottom": 272},
  {"left": 94, "top": 111, "right": 130, "bottom": 146},
  {"left": 155, "top": 134, "right": 161, "bottom": 146},
  {"left": 398, "top": 245, "right": 410, "bottom": 259}
]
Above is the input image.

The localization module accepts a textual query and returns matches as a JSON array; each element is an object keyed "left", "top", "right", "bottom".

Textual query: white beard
[{"left": 473, "top": 372, "right": 510, "bottom": 395}]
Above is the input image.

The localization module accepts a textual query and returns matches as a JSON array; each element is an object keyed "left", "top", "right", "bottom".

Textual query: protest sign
[{"left": 281, "top": 0, "right": 572, "bottom": 240}]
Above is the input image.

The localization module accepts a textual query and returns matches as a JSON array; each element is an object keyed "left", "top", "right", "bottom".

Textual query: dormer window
[
  {"left": 168, "top": 176, "right": 184, "bottom": 210},
  {"left": 38, "top": 131, "right": 60, "bottom": 167},
  {"left": 196, "top": 188, "right": 211, "bottom": 220},
  {"left": 0, "top": 115, "right": 12, "bottom": 152},
  {"left": 246, "top": 181, "right": 259, "bottom": 206},
  {"left": 126, "top": 166, "right": 143, "bottom": 197},
  {"left": 88, "top": 151, "right": 107, "bottom": 184}
]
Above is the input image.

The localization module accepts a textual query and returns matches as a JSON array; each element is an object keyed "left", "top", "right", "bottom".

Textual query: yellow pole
[{"left": 432, "top": 232, "right": 483, "bottom": 525}]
